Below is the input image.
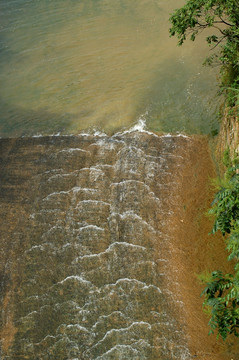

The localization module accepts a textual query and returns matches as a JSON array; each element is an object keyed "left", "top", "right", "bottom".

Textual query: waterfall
[{"left": 0, "top": 130, "right": 201, "bottom": 359}]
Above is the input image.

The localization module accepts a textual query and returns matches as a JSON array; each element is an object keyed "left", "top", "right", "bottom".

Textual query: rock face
[
  {"left": 217, "top": 108, "right": 239, "bottom": 161},
  {"left": 0, "top": 132, "right": 236, "bottom": 359}
]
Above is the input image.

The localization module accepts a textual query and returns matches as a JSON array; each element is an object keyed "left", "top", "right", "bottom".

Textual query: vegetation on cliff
[
  {"left": 169, "top": 0, "right": 239, "bottom": 340},
  {"left": 169, "top": 0, "right": 239, "bottom": 107},
  {"left": 202, "top": 161, "right": 239, "bottom": 340}
]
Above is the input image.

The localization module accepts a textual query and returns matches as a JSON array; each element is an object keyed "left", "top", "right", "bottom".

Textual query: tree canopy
[{"left": 169, "top": 0, "right": 239, "bottom": 105}]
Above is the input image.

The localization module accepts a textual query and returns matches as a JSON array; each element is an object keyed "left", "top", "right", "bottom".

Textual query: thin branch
[
  {"left": 196, "top": 20, "right": 225, "bottom": 35},
  {"left": 210, "top": 35, "right": 227, "bottom": 50},
  {"left": 219, "top": 15, "right": 233, "bottom": 27},
  {"left": 211, "top": 25, "right": 226, "bottom": 35}
]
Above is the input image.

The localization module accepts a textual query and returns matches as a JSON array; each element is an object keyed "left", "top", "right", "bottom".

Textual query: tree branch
[
  {"left": 210, "top": 35, "right": 227, "bottom": 50},
  {"left": 219, "top": 16, "right": 233, "bottom": 27}
]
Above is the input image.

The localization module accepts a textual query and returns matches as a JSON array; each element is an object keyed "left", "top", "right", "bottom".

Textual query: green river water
[{"left": 0, "top": 0, "right": 220, "bottom": 137}]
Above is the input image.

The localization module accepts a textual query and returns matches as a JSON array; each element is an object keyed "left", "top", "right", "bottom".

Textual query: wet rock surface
[{"left": 0, "top": 132, "right": 236, "bottom": 359}]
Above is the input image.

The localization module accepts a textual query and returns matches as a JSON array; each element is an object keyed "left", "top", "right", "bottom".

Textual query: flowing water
[
  {"left": 0, "top": 0, "right": 219, "bottom": 137},
  {"left": 0, "top": 128, "right": 196, "bottom": 359}
]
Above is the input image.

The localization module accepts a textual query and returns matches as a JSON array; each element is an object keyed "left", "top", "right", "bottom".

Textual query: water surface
[{"left": 0, "top": 0, "right": 219, "bottom": 137}]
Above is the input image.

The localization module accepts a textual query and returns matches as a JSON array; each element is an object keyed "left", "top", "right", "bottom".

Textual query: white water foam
[{"left": 112, "top": 112, "right": 159, "bottom": 138}]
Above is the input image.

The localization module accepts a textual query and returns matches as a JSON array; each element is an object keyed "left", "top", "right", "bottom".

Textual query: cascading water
[{"left": 0, "top": 127, "right": 194, "bottom": 359}]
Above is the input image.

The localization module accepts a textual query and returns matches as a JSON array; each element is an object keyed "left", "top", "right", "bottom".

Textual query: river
[{"left": 0, "top": 0, "right": 219, "bottom": 137}]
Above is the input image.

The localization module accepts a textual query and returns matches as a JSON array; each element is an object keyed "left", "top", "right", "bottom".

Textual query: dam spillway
[{"left": 0, "top": 130, "right": 231, "bottom": 359}]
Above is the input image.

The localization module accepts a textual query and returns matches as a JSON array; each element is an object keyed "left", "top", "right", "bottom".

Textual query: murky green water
[{"left": 0, "top": 0, "right": 219, "bottom": 137}]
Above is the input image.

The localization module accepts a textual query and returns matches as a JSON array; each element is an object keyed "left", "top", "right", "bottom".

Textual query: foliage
[
  {"left": 223, "top": 147, "right": 231, "bottom": 167},
  {"left": 209, "top": 170, "right": 239, "bottom": 235},
  {"left": 202, "top": 166, "right": 239, "bottom": 340},
  {"left": 169, "top": 0, "right": 239, "bottom": 105},
  {"left": 196, "top": 270, "right": 213, "bottom": 284},
  {"left": 202, "top": 270, "right": 239, "bottom": 340}
]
